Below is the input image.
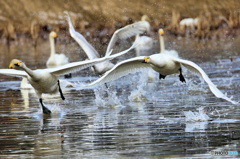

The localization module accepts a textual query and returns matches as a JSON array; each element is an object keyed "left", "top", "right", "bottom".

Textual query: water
[{"left": 0, "top": 36, "right": 240, "bottom": 158}]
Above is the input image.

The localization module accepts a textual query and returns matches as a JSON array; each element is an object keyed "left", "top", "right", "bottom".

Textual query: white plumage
[
  {"left": 46, "top": 31, "right": 69, "bottom": 68},
  {"left": 65, "top": 11, "right": 149, "bottom": 75},
  {"left": 83, "top": 29, "right": 237, "bottom": 105},
  {"left": 0, "top": 44, "right": 136, "bottom": 114}
]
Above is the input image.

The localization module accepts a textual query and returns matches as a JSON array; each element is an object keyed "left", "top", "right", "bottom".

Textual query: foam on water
[
  {"left": 94, "top": 84, "right": 121, "bottom": 107},
  {"left": 184, "top": 107, "right": 210, "bottom": 122}
]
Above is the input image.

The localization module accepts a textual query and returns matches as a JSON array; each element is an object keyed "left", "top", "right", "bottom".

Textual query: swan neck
[
  {"left": 21, "top": 64, "right": 35, "bottom": 78},
  {"left": 160, "top": 34, "right": 165, "bottom": 53},
  {"left": 49, "top": 35, "right": 55, "bottom": 57}
]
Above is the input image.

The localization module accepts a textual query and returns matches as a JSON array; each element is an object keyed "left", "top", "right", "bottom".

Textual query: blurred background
[{"left": 0, "top": 0, "right": 240, "bottom": 45}]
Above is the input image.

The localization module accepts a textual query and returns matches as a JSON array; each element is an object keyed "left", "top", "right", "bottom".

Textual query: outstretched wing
[
  {"left": 0, "top": 69, "right": 28, "bottom": 78},
  {"left": 83, "top": 56, "right": 151, "bottom": 88},
  {"left": 65, "top": 12, "right": 100, "bottom": 59},
  {"left": 173, "top": 57, "right": 237, "bottom": 104},
  {"left": 106, "top": 21, "right": 150, "bottom": 55},
  {"left": 48, "top": 42, "right": 136, "bottom": 76}
]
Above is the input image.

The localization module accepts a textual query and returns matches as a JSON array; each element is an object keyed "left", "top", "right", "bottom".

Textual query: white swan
[
  {"left": 83, "top": 30, "right": 237, "bottom": 105},
  {"left": 135, "top": 15, "right": 153, "bottom": 56},
  {"left": 0, "top": 44, "right": 136, "bottom": 114},
  {"left": 46, "top": 31, "right": 69, "bottom": 68},
  {"left": 65, "top": 12, "right": 149, "bottom": 75}
]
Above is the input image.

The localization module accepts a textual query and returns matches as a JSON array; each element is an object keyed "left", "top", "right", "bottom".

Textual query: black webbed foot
[
  {"left": 64, "top": 73, "right": 72, "bottom": 78},
  {"left": 159, "top": 74, "right": 166, "bottom": 79},
  {"left": 179, "top": 68, "right": 186, "bottom": 83},
  {"left": 39, "top": 98, "right": 51, "bottom": 114}
]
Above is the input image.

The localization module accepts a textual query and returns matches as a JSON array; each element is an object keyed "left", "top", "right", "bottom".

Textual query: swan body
[
  {"left": 65, "top": 12, "right": 149, "bottom": 75},
  {"left": 46, "top": 31, "right": 69, "bottom": 68},
  {"left": 0, "top": 44, "right": 136, "bottom": 114},
  {"left": 179, "top": 18, "right": 198, "bottom": 27},
  {"left": 83, "top": 52, "right": 237, "bottom": 104}
]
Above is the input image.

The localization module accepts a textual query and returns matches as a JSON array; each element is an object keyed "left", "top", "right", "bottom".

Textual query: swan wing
[
  {"left": 0, "top": 69, "right": 28, "bottom": 78},
  {"left": 106, "top": 21, "right": 150, "bottom": 55},
  {"left": 173, "top": 57, "right": 237, "bottom": 104},
  {"left": 48, "top": 43, "right": 136, "bottom": 76},
  {"left": 66, "top": 12, "right": 100, "bottom": 59},
  {"left": 83, "top": 56, "right": 151, "bottom": 88}
]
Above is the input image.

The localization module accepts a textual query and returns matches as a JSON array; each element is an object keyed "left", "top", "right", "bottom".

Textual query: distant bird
[
  {"left": 0, "top": 45, "right": 136, "bottom": 114},
  {"left": 179, "top": 18, "right": 198, "bottom": 35},
  {"left": 83, "top": 29, "right": 237, "bottom": 105},
  {"left": 65, "top": 11, "right": 149, "bottom": 75},
  {"left": 135, "top": 15, "right": 153, "bottom": 56},
  {"left": 46, "top": 31, "right": 69, "bottom": 68}
]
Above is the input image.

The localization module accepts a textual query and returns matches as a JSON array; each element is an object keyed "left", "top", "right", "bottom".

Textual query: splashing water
[
  {"left": 94, "top": 84, "right": 121, "bottom": 107},
  {"left": 184, "top": 107, "right": 210, "bottom": 122},
  {"left": 128, "top": 71, "right": 152, "bottom": 102}
]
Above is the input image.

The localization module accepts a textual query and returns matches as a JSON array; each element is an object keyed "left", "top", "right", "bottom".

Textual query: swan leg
[
  {"left": 179, "top": 67, "right": 186, "bottom": 83},
  {"left": 39, "top": 98, "right": 51, "bottom": 114},
  {"left": 159, "top": 74, "right": 166, "bottom": 79},
  {"left": 58, "top": 80, "right": 65, "bottom": 100}
]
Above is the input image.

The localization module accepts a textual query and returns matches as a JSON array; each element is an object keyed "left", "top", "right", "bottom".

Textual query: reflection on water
[{"left": 0, "top": 37, "right": 240, "bottom": 158}]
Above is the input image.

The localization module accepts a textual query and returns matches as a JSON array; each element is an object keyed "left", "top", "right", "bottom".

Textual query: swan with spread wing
[
  {"left": 65, "top": 12, "right": 149, "bottom": 75},
  {"left": 83, "top": 29, "right": 237, "bottom": 105},
  {"left": 0, "top": 43, "right": 136, "bottom": 114}
]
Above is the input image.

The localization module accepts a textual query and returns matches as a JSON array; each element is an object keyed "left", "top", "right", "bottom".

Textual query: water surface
[{"left": 0, "top": 36, "right": 240, "bottom": 158}]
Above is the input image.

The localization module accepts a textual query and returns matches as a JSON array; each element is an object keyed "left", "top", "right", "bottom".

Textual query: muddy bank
[{"left": 0, "top": 0, "right": 240, "bottom": 44}]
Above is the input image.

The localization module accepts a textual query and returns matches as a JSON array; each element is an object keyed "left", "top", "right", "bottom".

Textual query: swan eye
[{"left": 14, "top": 62, "right": 21, "bottom": 67}]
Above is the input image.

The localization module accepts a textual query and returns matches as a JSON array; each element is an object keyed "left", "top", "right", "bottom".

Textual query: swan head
[
  {"left": 9, "top": 59, "right": 24, "bottom": 69},
  {"left": 159, "top": 29, "right": 164, "bottom": 36},
  {"left": 49, "top": 31, "right": 57, "bottom": 39},
  {"left": 141, "top": 15, "right": 150, "bottom": 22}
]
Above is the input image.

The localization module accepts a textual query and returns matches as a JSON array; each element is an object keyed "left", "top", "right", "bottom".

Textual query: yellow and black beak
[
  {"left": 142, "top": 57, "right": 148, "bottom": 63},
  {"left": 9, "top": 63, "right": 12, "bottom": 69},
  {"left": 15, "top": 62, "right": 21, "bottom": 67},
  {"left": 159, "top": 29, "right": 164, "bottom": 36}
]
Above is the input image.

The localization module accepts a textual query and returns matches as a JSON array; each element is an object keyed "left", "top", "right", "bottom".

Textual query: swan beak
[
  {"left": 159, "top": 29, "right": 164, "bottom": 36},
  {"left": 142, "top": 57, "right": 148, "bottom": 63},
  {"left": 9, "top": 63, "right": 12, "bottom": 69},
  {"left": 54, "top": 33, "right": 57, "bottom": 38}
]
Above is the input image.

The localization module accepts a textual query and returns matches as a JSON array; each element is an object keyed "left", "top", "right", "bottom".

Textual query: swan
[
  {"left": 46, "top": 31, "right": 69, "bottom": 68},
  {"left": 0, "top": 44, "right": 136, "bottom": 114},
  {"left": 83, "top": 29, "right": 237, "bottom": 105},
  {"left": 65, "top": 11, "right": 149, "bottom": 75},
  {"left": 135, "top": 15, "right": 154, "bottom": 56}
]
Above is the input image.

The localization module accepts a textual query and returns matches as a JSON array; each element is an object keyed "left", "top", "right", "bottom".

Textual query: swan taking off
[
  {"left": 135, "top": 15, "right": 154, "bottom": 56},
  {"left": 0, "top": 44, "right": 136, "bottom": 114},
  {"left": 83, "top": 30, "right": 237, "bottom": 105},
  {"left": 65, "top": 11, "right": 149, "bottom": 75},
  {"left": 46, "top": 31, "right": 69, "bottom": 68}
]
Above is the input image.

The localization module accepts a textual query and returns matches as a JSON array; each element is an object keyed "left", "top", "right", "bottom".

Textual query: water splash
[
  {"left": 128, "top": 71, "right": 152, "bottom": 102},
  {"left": 94, "top": 84, "right": 121, "bottom": 107},
  {"left": 184, "top": 107, "right": 210, "bottom": 122}
]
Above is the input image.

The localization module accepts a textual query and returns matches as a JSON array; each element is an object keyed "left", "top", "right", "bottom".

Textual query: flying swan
[
  {"left": 0, "top": 43, "right": 136, "bottom": 114},
  {"left": 65, "top": 11, "right": 149, "bottom": 75},
  {"left": 83, "top": 29, "right": 237, "bottom": 105}
]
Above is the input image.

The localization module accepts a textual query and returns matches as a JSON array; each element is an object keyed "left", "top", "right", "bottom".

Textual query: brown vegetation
[{"left": 0, "top": 0, "right": 239, "bottom": 44}]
